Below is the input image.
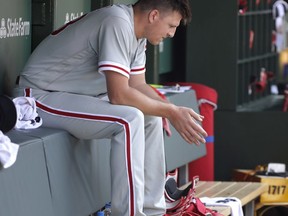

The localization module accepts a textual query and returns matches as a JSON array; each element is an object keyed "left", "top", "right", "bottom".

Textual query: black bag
[{"left": 0, "top": 95, "right": 17, "bottom": 133}]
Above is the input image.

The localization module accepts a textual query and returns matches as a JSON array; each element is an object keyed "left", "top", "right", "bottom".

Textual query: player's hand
[{"left": 168, "top": 106, "right": 207, "bottom": 145}]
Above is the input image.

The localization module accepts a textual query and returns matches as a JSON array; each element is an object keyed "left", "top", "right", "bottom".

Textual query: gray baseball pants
[{"left": 14, "top": 87, "right": 166, "bottom": 216}]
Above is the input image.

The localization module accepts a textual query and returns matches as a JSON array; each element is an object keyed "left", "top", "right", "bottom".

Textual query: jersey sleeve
[
  {"left": 97, "top": 16, "right": 136, "bottom": 78},
  {"left": 130, "top": 39, "right": 146, "bottom": 76}
]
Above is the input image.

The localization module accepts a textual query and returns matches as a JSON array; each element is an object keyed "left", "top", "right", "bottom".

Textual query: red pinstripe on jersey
[
  {"left": 24, "top": 88, "right": 135, "bottom": 216},
  {"left": 99, "top": 64, "right": 130, "bottom": 75},
  {"left": 131, "top": 67, "right": 145, "bottom": 74},
  {"left": 99, "top": 64, "right": 145, "bottom": 76}
]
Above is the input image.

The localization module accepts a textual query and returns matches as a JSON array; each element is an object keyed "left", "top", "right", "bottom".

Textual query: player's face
[{"left": 146, "top": 10, "right": 182, "bottom": 45}]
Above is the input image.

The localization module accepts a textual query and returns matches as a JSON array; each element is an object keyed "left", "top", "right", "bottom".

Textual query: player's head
[
  {"left": 133, "top": 0, "right": 191, "bottom": 45},
  {"left": 134, "top": 0, "right": 192, "bottom": 26}
]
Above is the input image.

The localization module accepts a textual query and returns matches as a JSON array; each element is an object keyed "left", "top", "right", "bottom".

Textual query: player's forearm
[
  {"left": 133, "top": 83, "right": 168, "bottom": 103},
  {"left": 105, "top": 72, "right": 172, "bottom": 117},
  {"left": 109, "top": 85, "right": 176, "bottom": 118}
]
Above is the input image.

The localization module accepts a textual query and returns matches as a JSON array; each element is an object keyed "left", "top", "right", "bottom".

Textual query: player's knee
[{"left": 128, "top": 106, "right": 144, "bottom": 123}]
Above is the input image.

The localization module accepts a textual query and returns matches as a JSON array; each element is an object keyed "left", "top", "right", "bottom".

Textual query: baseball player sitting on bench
[{"left": 14, "top": 0, "right": 207, "bottom": 215}]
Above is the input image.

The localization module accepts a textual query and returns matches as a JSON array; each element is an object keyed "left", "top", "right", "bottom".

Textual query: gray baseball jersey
[{"left": 20, "top": 4, "right": 146, "bottom": 96}]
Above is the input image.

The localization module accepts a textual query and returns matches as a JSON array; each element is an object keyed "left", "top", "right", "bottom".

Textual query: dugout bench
[{"left": 0, "top": 90, "right": 206, "bottom": 216}]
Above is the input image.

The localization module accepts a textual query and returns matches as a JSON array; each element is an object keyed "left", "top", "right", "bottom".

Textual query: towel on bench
[
  {"left": 200, "top": 197, "right": 243, "bottom": 216},
  {"left": 13, "top": 97, "right": 42, "bottom": 129},
  {"left": 0, "top": 130, "right": 19, "bottom": 169}
]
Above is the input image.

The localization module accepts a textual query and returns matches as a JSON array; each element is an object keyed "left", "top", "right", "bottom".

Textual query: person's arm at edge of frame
[{"left": 104, "top": 71, "right": 207, "bottom": 145}]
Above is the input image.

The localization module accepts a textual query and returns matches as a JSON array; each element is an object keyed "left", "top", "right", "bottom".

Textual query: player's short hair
[{"left": 134, "top": 0, "right": 192, "bottom": 25}]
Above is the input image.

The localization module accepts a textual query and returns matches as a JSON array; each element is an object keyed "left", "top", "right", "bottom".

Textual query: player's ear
[{"left": 148, "top": 9, "right": 160, "bottom": 23}]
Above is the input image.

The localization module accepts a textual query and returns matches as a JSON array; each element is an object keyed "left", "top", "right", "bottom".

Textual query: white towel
[
  {"left": 0, "top": 130, "right": 19, "bottom": 169},
  {"left": 12, "top": 97, "right": 42, "bottom": 129},
  {"left": 200, "top": 197, "right": 243, "bottom": 216}
]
